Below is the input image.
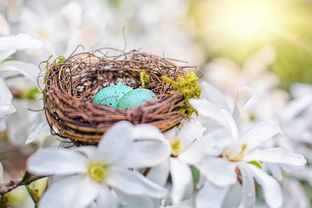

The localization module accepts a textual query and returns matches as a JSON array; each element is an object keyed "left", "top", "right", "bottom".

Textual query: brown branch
[{"left": 0, "top": 171, "right": 47, "bottom": 195}]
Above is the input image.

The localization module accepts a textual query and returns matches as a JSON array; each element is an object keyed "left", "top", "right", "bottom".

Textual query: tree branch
[{"left": 0, "top": 171, "right": 47, "bottom": 195}]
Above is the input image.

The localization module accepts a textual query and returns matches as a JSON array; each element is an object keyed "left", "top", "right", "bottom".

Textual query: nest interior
[{"left": 42, "top": 49, "right": 197, "bottom": 144}]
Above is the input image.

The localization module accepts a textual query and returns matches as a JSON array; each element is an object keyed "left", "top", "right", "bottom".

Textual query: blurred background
[{"left": 0, "top": 0, "right": 312, "bottom": 207}]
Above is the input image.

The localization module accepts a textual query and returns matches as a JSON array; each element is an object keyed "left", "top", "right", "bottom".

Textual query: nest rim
[{"left": 42, "top": 49, "right": 197, "bottom": 145}]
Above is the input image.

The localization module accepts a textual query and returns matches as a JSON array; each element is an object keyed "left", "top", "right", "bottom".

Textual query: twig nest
[{"left": 42, "top": 49, "right": 200, "bottom": 145}]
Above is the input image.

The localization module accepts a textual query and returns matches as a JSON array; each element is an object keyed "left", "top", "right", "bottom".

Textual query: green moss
[
  {"left": 22, "top": 87, "right": 41, "bottom": 100},
  {"left": 43, "top": 55, "right": 66, "bottom": 83},
  {"left": 161, "top": 72, "right": 201, "bottom": 116},
  {"left": 140, "top": 70, "right": 151, "bottom": 88}
]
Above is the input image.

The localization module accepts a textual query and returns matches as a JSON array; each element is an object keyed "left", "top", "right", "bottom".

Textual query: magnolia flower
[
  {"left": 187, "top": 82, "right": 306, "bottom": 208},
  {"left": 147, "top": 120, "right": 205, "bottom": 205},
  {"left": 0, "top": 33, "right": 41, "bottom": 131},
  {"left": 27, "top": 121, "right": 171, "bottom": 208}
]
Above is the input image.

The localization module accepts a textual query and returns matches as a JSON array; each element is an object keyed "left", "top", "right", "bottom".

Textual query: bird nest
[{"left": 42, "top": 49, "right": 200, "bottom": 144}]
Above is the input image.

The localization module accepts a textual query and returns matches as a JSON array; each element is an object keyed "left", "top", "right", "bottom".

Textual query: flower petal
[
  {"left": 195, "top": 155, "right": 236, "bottom": 187},
  {"left": 0, "top": 13, "right": 10, "bottom": 36},
  {"left": 232, "top": 87, "right": 254, "bottom": 126},
  {"left": 0, "top": 162, "right": 3, "bottom": 183},
  {"left": 106, "top": 167, "right": 168, "bottom": 198},
  {"left": 170, "top": 158, "right": 193, "bottom": 205},
  {"left": 116, "top": 124, "right": 170, "bottom": 168},
  {"left": 196, "top": 181, "right": 228, "bottom": 208},
  {"left": 244, "top": 147, "right": 306, "bottom": 166},
  {"left": 0, "top": 77, "right": 13, "bottom": 106},
  {"left": 0, "top": 50, "right": 14, "bottom": 61},
  {"left": 0, "top": 33, "right": 41, "bottom": 50},
  {"left": 147, "top": 159, "right": 170, "bottom": 186},
  {"left": 0, "top": 61, "right": 40, "bottom": 84},
  {"left": 189, "top": 99, "right": 234, "bottom": 133},
  {"left": 177, "top": 120, "right": 206, "bottom": 147},
  {"left": 27, "top": 148, "right": 88, "bottom": 175},
  {"left": 26, "top": 112, "right": 47, "bottom": 144},
  {"left": 96, "top": 187, "right": 118, "bottom": 208},
  {"left": 200, "top": 81, "right": 230, "bottom": 111},
  {"left": 240, "top": 121, "right": 281, "bottom": 152},
  {"left": 97, "top": 121, "right": 134, "bottom": 164},
  {"left": 39, "top": 175, "right": 100, "bottom": 208},
  {"left": 239, "top": 165, "right": 255, "bottom": 208},
  {"left": 247, "top": 164, "right": 283, "bottom": 208},
  {"left": 115, "top": 190, "right": 158, "bottom": 208}
]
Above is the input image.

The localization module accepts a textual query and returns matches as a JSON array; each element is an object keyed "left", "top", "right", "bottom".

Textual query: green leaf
[
  {"left": 191, "top": 165, "right": 200, "bottom": 185},
  {"left": 248, "top": 160, "right": 262, "bottom": 169}
]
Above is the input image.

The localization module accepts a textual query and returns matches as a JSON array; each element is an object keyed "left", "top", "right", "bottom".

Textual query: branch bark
[{"left": 0, "top": 171, "right": 47, "bottom": 195}]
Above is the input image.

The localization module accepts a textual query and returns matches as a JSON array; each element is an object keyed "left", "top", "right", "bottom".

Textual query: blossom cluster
[{"left": 0, "top": 1, "right": 311, "bottom": 208}]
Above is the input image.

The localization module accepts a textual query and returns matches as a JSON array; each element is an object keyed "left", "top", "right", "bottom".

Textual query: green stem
[{"left": 25, "top": 185, "right": 38, "bottom": 206}]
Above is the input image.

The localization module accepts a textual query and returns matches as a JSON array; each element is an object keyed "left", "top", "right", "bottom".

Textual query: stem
[
  {"left": 25, "top": 185, "right": 38, "bottom": 205},
  {"left": 0, "top": 171, "right": 47, "bottom": 195}
]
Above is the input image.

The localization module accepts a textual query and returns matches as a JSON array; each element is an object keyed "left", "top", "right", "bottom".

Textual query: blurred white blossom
[{"left": 28, "top": 121, "right": 171, "bottom": 208}]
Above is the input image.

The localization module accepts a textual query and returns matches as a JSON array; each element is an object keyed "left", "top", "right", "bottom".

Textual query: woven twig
[{"left": 42, "top": 49, "right": 196, "bottom": 144}]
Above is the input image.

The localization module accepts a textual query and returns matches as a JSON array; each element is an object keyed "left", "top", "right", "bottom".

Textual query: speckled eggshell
[
  {"left": 93, "top": 85, "right": 133, "bottom": 108},
  {"left": 117, "top": 88, "right": 157, "bottom": 110}
]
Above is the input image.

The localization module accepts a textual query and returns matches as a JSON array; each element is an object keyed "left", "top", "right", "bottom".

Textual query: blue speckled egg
[
  {"left": 93, "top": 85, "right": 133, "bottom": 108},
  {"left": 117, "top": 88, "right": 157, "bottom": 110}
]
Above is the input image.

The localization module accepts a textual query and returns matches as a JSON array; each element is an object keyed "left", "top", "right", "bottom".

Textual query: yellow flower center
[
  {"left": 171, "top": 140, "right": 182, "bottom": 157},
  {"left": 37, "top": 28, "right": 49, "bottom": 39},
  {"left": 225, "top": 144, "right": 247, "bottom": 162},
  {"left": 88, "top": 163, "right": 107, "bottom": 182}
]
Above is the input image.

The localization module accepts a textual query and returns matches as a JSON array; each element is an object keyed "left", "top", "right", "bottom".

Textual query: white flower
[
  {"left": 147, "top": 120, "right": 205, "bottom": 205},
  {"left": 0, "top": 33, "right": 41, "bottom": 131},
  {"left": 27, "top": 121, "right": 171, "bottom": 208},
  {"left": 187, "top": 82, "right": 306, "bottom": 208}
]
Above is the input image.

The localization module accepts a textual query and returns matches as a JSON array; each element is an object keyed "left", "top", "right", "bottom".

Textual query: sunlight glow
[{"left": 206, "top": 0, "right": 281, "bottom": 43}]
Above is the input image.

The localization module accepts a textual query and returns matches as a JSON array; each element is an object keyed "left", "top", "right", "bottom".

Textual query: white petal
[
  {"left": 116, "top": 124, "right": 170, "bottom": 168},
  {"left": 0, "top": 50, "right": 14, "bottom": 61},
  {"left": 232, "top": 87, "right": 254, "bottom": 127},
  {"left": 0, "top": 33, "right": 41, "bottom": 50},
  {"left": 240, "top": 121, "right": 281, "bottom": 152},
  {"left": 195, "top": 156, "right": 236, "bottom": 186},
  {"left": 96, "top": 187, "right": 118, "bottom": 208},
  {"left": 238, "top": 166, "right": 255, "bottom": 208},
  {"left": 266, "top": 163, "right": 283, "bottom": 181},
  {"left": 247, "top": 164, "right": 283, "bottom": 208},
  {"left": 106, "top": 167, "right": 168, "bottom": 198},
  {"left": 27, "top": 148, "right": 88, "bottom": 175},
  {"left": 0, "top": 162, "right": 3, "bottom": 183},
  {"left": 223, "top": 183, "right": 241, "bottom": 208},
  {"left": 0, "top": 13, "right": 10, "bottom": 36},
  {"left": 220, "top": 109, "right": 239, "bottom": 141},
  {"left": 39, "top": 175, "right": 100, "bottom": 208},
  {"left": 97, "top": 121, "right": 134, "bottom": 164},
  {"left": 200, "top": 81, "right": 230, "bottom": 111},
  {"left": 0, "top": 119, "right": 6, "bottom": 131},
  {"left": 244, "top": 147, "right": 306, "bottom": 166},
  {"left": 115, "top": 190, "right": 157, "bottom": 208},
  {"left": 61, "top": 1, "right": 82, "bottom": 31},
  {"left": 170, "top": 158, "right": 193, "bottom": 205},
  {"left": 179, "top": 139, "right": 206, "bottom": 165},
  {"left": 196, "top": 181, "right": 228, "bottom": 208},
  {"left": 189, "top": 99, "right": 233, "bottom": 132},
  {"left": 0, "top": 77, "right": 13, "bottom": 106},
  {"left": 234, "top": 87, "right": 254, "bottom": 109},
  {"left": 26, "top": 112, "right": 47, "bottom": 144},
  {"left": 290, "top": 83, "right": 312, "bottom": 98},
  {"left": 0, "top": 61, "right": 40, "bottom": 84},
  {"left": 147, "top": 160, "right": 170, "bottom": 186},
  {"left": 177, "top": 120, "right": 206, "bottom": 147}
]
